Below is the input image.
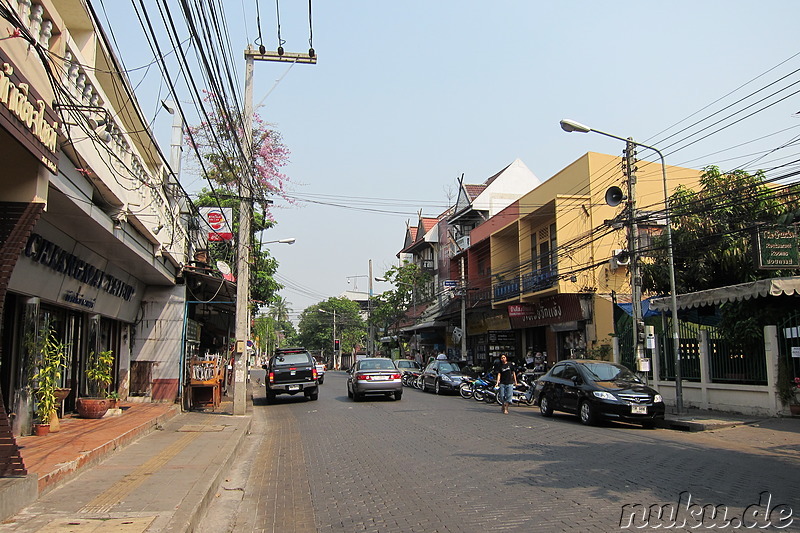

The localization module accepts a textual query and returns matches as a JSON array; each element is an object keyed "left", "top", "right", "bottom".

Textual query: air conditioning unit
[{"left": 610, "top": 249, "right": 631, "bottom": 269}]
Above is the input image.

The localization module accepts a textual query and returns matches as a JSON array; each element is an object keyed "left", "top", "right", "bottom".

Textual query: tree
[
  {"left": 370, "top": 262, "right": 431, "bottom": 357},
  {"left": 253, "top": 299, "right": 297, "bottom": 360},
  {"left": 187, "top": 91, "right": 293, "bottom": 314},
  {"left": 298, "top": 298, "right": 365, "bottom": 358},
  {"left": 641, "top": 165, "right": 800, "bottom": 295}
]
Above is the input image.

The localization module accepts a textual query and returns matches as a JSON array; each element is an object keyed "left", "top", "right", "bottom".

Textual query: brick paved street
[{"left": 200, "top": 371, "right": 800, "bottom": 532}]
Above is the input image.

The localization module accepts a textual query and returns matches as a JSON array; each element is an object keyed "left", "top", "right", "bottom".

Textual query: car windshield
[
  {"left": 274, "top": 354, "right": 310, "bottom": 366},
  {"left": 581, "top": 362, "right": 641, "bottom": 383},
  {"left": 438, "top": 362, "right": 462, "bottom": 373},
  {"left": 359, "top": 359, "right": 396, "bottom": 371}
]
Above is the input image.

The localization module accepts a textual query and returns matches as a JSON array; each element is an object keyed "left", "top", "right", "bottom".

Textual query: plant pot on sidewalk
[
  {"left": 76, "top": 398, "right": 110, "bottom": 419},
  {"left": 790, "top": 404, "right": 800, "bottom": 416},
  {"left": 33, "top": 423, "right": 50, "bottom": 436}
]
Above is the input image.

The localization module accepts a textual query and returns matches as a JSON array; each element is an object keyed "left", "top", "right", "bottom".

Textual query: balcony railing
[
  {"left": 493, "top": 278, "right": 520, "bottom": 301},
  {"left": 521, "top": 267, "right": 557, "bottom": 293}
]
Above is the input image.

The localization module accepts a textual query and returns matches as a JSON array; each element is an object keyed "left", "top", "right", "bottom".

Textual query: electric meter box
[
  {"left": 645, "top": 325, "right": 656, "bottom": 349},
  {"left": 636, "top": 357, "right": 651, "bottom": 372}
]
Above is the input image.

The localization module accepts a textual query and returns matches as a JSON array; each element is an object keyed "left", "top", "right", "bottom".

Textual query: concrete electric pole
[{"left": 233, "top": 47, "right": 316, "bottom": 415}]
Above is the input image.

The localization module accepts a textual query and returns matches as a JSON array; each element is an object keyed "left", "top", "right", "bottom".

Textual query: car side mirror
[{"left": 571, "top": 375, "right": 582, "bottom": 385}]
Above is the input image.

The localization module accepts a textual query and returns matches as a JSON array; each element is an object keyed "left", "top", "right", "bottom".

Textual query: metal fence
[{"left": 707, "top": 328, "right": 767, "bottom": 385}]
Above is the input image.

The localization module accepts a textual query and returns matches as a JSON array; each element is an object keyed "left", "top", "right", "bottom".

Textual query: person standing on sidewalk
[{"left": 495, "top": 354, "right": 517, "bottom": 414}]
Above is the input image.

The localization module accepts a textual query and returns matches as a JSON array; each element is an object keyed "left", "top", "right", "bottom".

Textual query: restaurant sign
[
  {"left": 0, "top": 49, "right": 59, "bottom": 174},
  {"left": 755, "top": 226, "right": 799, "bottom": 270},
  {"left": 508, "top": 294, "right": 586, "bottom": 329}
]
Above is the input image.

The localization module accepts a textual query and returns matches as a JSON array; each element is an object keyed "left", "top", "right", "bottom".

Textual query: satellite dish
[{"left": 216, "top": 261, "right": 231, "bottom": 276}]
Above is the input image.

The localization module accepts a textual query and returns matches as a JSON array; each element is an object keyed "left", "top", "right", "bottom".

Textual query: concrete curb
[
  {"left": 659, "top": 417, "right": 760, "bottom": 432},
  {"left": 163, "top": 396, "right": 254, "bottom": 532},
  {"left": 38, "top": 404, "right": 181, "bottom": 496},
  {"left": 0, "top": 475, "right": 37, "bottom": 523}
]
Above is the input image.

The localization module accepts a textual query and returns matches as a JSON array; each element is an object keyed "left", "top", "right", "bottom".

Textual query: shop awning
[
  {"left": 400, "top": 320, "right": 447, "bottom": 333},
  {"left": 182, "top": 268, "right": 237, "bottom": 312},
  {"left": 650, "top": 277, "right": 800, "bottom": 312}
]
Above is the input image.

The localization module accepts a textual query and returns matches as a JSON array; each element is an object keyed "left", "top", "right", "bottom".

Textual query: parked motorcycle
[{"left": 458, "top": 377, "right": 475, "bottom": 399}]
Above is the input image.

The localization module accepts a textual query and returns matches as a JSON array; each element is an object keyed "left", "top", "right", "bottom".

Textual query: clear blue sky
[{"left": 98, "top": 1, "right": 800, "bottom": 320}]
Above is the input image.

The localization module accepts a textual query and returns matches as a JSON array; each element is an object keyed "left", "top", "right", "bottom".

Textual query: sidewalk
[
  {"left": 0, "top": 392, "right": 252, "bottom": 532},
  {"left": 661, "top": 406, "right": 770, "bottom": 432}
]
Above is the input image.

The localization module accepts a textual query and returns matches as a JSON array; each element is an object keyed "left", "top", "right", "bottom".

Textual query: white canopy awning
[{"left": 650, "top": 277, "right": 800, "bottom": 311}]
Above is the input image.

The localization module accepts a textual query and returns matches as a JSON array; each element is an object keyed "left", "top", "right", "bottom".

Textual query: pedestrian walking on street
[{"left": 495, "top": 354, "right": 517, "bottom": 414}]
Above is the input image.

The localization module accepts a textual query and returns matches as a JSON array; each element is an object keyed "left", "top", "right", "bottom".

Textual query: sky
[{"left": 96, "top": 1, "right": 800, "bottom": 321}]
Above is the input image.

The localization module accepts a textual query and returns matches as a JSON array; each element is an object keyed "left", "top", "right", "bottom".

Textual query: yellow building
[{"left": 460, "top": 152, "right": 701, "bottom": 366}]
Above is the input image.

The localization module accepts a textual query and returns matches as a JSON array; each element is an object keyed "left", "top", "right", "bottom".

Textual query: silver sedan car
[{"left": 347, "top": 358, "right": 402, "bottom": 401}]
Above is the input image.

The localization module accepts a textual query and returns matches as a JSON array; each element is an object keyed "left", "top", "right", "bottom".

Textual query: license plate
[
  {"left": 631, "top": 405, "right": 647, "bottom": 414},
  {"left": 288, "top": 385, "right": 300, "bottom": 391},
  {"left": 372, "top": 376, "right": 388, "bottom": 381}
]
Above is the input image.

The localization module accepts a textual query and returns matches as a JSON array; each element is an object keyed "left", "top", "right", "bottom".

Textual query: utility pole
[
  {"left": 460, "top": 256, "right": 467, "bottom": 361},
  {"left": 624, "top": 139, "right": 646, "bottom": 365},
  {"left": 233, "top": 46, "right": 316, "bottom": 415},
  {"left": 368, "top": 260, "right": 374, "bottom": 356}
]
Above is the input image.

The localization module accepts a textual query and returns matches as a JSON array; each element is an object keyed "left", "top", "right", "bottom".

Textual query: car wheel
[
  {"left": 394, "top": 390, "right": 402, "bottom": 401},
  {"left": 266, "top": 390, "right": 276, "bottom": 404},
  {"left": 434, "top": 380, "right": 441, "bottom": 395},
  {"left": 347, "top": 385, "right": 353, "bottom": 399},
  {"left": 318, "top": 377, "right": 324, "bottom": 385},
  {"left": 641, "top": 420, "right": 657, "bottom": 429},
  {"left": 306, "top": 390, "right": 319, "bottom": 401},
  {"left": 539, "top": 394, "right": 553, "bottom": 417},
  {"left": 579, "top": 400, "right": 596, "bottom": 426}
]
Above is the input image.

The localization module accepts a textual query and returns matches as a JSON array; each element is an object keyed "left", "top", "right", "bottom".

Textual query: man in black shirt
[{"left": 495, "top": 354, "right": 517, "bottom": 414}]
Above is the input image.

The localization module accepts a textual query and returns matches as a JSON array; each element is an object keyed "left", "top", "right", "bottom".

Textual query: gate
[
  {"left": 659, "top": 318, "right": 701, "bottom": 382},
  {"left": 779, "top": 312, "right": 800, "bottom": 384}
]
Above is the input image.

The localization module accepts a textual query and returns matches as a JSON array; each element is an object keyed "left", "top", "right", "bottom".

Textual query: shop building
[{"left": 0, "top": 1, "right": 198, "bottom": 438}]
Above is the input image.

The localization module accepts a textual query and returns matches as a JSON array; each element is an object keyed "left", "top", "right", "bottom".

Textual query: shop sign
[
  {"left": 199, "top": 207, "right": 233, "bottom": 242},
  {"left": 755, "top": 226, "right": 799, "bottom": 269},
  {"left": 24, "top": 233, "right": 136, "bottom": 301},
  {"left": 483, "top": 312, "right": 511, "bottom": 331},
  {"left": 508, "top": 294, "right": 586, "bottom": 329},
  {"left": 0, "top": 49, "right": 59, "bottom": 174}
]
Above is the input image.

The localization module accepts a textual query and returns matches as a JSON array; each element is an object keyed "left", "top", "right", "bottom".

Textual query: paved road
[{"left": 199, "top": 371, "right": 800, "bottom": 532}]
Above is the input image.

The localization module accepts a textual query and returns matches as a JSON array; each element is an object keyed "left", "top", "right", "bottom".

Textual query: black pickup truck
[{"left": 263, "top": 347, "right": 319, "bottom": 403}]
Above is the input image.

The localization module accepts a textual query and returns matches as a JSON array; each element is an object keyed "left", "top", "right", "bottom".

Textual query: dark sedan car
[
  {"left": 347, "top": 358, "right": 403, "bottom": 401},
  {"left": 420, "top": 360, "right": 470, "bottom": 394},
  {"left": 534, "top": 359, "right": 665, "bottom": 427}
]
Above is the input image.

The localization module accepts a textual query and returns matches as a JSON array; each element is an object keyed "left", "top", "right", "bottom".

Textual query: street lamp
[
  {"left": 560, "top": 119, "right": 683, "bottom": 413},
  {"left": 233, "top": 236, "right": 296, "bottom": 415}
]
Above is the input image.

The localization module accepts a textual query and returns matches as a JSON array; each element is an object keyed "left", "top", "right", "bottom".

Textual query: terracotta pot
[
  {"left": 76, "top": 398, "right": 110, "bottom": 419},
  {"left": 33, "top": 423, "right": 50, "bottom": 436},
  {"left": 790, "top": 404, "right": 800, "bottom": 416}
]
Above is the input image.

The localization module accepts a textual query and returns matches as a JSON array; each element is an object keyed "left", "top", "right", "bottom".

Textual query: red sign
[{"left": 200, "top": 207, "right": 233, "bottom": 242}]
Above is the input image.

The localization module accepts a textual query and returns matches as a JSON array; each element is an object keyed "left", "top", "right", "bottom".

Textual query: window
[{"left": 549, "top": 363, "right": 566, "bottom": 378}]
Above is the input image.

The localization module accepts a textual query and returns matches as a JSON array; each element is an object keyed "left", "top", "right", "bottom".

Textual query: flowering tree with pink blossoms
[{"left": 186, "top": 92, "right": 293, "bottom": 307}]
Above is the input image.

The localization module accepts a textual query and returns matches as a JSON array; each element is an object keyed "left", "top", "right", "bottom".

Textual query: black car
[
  {"left": 262, "top": 347, "right": 319, "bottom": 403},
  {"left": 420, "top": 360, "right": 470, "bottom": 394},
  {"left": 534, "top": 359, "right": 665, "bottom": 427}
]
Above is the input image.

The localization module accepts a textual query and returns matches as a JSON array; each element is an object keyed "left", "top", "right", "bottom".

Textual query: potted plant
[
  {"left": 107, "top": 391, "right": 121, "bottom": 409},
  {"left": 76, "top": 349, "right": 114, "bottom": 419},
  {"left": 32, "top": 331, "right": 65, "bottom": 435}
]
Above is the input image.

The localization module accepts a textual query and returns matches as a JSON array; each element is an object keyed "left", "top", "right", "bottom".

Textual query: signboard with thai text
[
  {"left": 0, "top": 49, "right": 59, "bottom": 174},
  {"left": 755, "top": 226, "right": 799, "bottom": 269},
  {"left": 508, "top": 294, "right": 587, "bottom": 329}
]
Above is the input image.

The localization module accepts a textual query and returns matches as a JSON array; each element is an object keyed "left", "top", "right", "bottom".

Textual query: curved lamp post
[{"left": 560, "top": 119, "right": 683, "bottom": 413}]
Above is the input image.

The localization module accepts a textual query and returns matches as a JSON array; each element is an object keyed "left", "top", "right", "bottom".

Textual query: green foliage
[
  {"left": 298, "top": 297, "right": 366, "bottom": 356},
  {"left": 370, "top": 262, "right": 431, "bottom": 341},
  {"left": 86, "top": 349, "right": 114, "bottom": 398},
  {"left": 33, "top": 330, "right": 65, "bottom": 423},
  {"left": 253, "top": 298, "right": 297, "bottom": 356},
  {"left": 642, "top": 166, "right": 800, "bottom": 295}
]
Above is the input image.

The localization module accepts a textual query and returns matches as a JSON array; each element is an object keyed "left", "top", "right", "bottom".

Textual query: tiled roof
[{"left": 464, "top": 184, "right": 486, "bottom": 200}]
